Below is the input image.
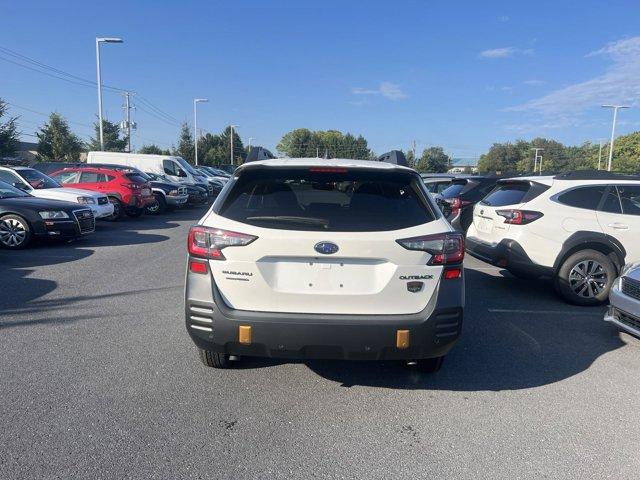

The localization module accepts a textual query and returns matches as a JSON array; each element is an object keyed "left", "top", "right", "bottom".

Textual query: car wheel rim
[
  {"left": 0, "top": 218, "right": 27, "bottom": 247},
  {"left": 110, "top": 202, "right": 120, "bottom": 218},
  {"left": 148, "top": 202, "right": 159, "bottom": 213},
  {"left": 569, "top": 260, "right": 608, "bottom": 298}
]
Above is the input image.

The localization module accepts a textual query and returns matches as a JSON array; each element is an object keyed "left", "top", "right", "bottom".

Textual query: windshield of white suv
[
  {"left": 218, "top": 168, "right": 436, "bottom": 231},
  {"left": 17, "top": 168, "right": 61, "bottom": 189}
]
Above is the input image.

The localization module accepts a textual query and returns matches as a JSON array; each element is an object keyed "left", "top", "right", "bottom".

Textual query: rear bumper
[
  {"left": 185, "top": 262, "right": 464, "bottom": 361},
  {"left": 465, "top": 235, "right": 553, "bottom": 277}
]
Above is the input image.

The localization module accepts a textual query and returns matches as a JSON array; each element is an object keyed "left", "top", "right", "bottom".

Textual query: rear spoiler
[{"left": 376, "top": 150, "right": 409, "bottom": 167}]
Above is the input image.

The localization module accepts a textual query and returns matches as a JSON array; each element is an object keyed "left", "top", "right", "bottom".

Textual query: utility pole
[
  {"left": 602, "top": 105, "right": 630, "bottom": 171},
  {"left": 597, "top": 140, "right": 604, "bottom": 170},
  {"left": 531, "top": 148, "right": 544, "bottom": 175},
  {"left": 412, "top": 139, "right": 417, "bottom": 167},
  {"left": 248, "top": 137, "right": 253, "bottom": 154},
  {"left": 229, "top": 125, "right": 239, "bottom": 165},
  {"left": 121, "top": 91, "right": 135, "bottom": 153}
]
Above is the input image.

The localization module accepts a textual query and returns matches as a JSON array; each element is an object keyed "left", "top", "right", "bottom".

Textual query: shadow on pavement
[{"left": 285, "top": 268, "right": 625, "bottom": 390}]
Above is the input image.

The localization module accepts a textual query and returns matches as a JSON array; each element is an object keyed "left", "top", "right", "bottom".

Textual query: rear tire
[
  {"left": 105, "top": 198, "right": 124, "bottom": 221},
  {"left": 554, "top": 249, "right": 616, "bottom": 306},
  {"left": 415, "top": 356, "right": 445, "bottom": 373},
  {"left": 0, "top": 214, "right": 32, "bottom": 249},
  {"left": 198, "top": 348, "right": 232, "bottom": 368}
]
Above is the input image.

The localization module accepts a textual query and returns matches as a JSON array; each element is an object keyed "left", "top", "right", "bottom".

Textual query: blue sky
[{"left": 2, "top": 0, "right": 640, "bottom": 158}]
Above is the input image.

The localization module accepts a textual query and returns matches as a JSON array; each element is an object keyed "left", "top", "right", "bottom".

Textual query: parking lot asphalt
[{"left": 1, "top": 206, "right": 639, "bottom": 480}]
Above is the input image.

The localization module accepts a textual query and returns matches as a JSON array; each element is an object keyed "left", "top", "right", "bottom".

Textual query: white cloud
[
  {"left": 351, "top": 81, "right": 408, "bottom": 100},
  {"left": 507, "top": 36, "right": 640, "bottom": 115},
  {"left": 479, "top": 47, "right": 534, "bottom": 58},
  {"left": 498, "top": 15, "right": 510, "bottom": 22},
  {"left": 523, "top": 79, "right": 546, "bottom": 86}
]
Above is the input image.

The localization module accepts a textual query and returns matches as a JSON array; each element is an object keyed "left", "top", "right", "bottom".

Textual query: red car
[{"left": 50, "top": 166, "right": 155, "bottom": 220}]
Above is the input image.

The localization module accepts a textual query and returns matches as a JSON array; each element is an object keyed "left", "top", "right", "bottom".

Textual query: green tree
[
  {"left": 610, "top": 131, "right": 640, "bottom": 173},
  {"left": 87, "top": 119, "right": 127, "bottom": 152},
  {"left": 138, "top": 144, "right": 171, "bottom": 155},
  {"left": 0, "top": 99, "right": 20, "bottom": 158},
  {"left": 415, "top": 146, "right": 451, "bottom": 173},
  {"left": 198, "top": 133, "right": 225, "bottom": 165},
  {"left": 173, "top": 122, "right": 194, "bottom": 163},
  {"left": 276, "top": 129, "right": 371, "bottom": 159},
  {"left": 478, "top": 142, "right": 524, "bottom": 173},
  {"left": 219, "top": 126, "right": 246, "bottom": 165},
  {"left": 35, "top": 113, "right": 83, "bottom": 161}
]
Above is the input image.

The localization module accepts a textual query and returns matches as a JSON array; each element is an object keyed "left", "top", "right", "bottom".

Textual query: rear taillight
[
  {"left": 496, "top": 209, "right": 543, "bottom": 225},
  {"left": 447, "top": 197, "right": 471, "bottom": 214},
  {"left": 396, "top": 232, "right": 465, "bottom": 265},
  {"left": 122, "top": 182, "right": 140, "bottom": 190},
  {"left": 187, "top": 225, "right": 257, "bottom": 260}
]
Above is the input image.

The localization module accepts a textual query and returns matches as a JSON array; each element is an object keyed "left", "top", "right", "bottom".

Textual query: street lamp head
[
  {"left": 194, "top": 98, "right": 209, "bottom": 103},
  {"left": 97, "top": 37, "right": 123, "bottom": 43},
  {"left": 602, "top": 104, "right": 630, "bottom": 109}
]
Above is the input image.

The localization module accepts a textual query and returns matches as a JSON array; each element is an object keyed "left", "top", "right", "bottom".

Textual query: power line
[{"left": 5, "top": 101, "right": 94, "bottom": 129}]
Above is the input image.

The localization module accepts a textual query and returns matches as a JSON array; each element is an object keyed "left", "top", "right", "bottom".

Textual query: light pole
[
  {"left": 602, "top": 105, "right": 630, "bottom": 171},
  {"left": 229, "top": 125, "right": 239, "bottom": 165},
  {"left": 95, "top": 37, "right": 123, "bottom": 151},
  {"left": 193, "top": 98, "right": 208, "bottom": 165},
  {"left": 597, "top": 140, "right": 604, "bottom": 170},
  {"left": 531, "top": 147, "right": 544, "bottom": 175}
]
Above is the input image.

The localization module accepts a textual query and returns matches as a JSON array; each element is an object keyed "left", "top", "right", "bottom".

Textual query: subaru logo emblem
[
  {"left": 480, "top": 209, "right": 484, "bottom": 215},
  {"left": 314, "top": 241, "right": 339, "bottom": 255}
]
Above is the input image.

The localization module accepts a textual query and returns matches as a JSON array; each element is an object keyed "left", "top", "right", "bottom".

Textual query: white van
[{"left": 86, "top": 151, "right": 204, "bottom": 186}]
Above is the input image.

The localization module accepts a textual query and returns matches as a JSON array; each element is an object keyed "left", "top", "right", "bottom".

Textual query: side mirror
[
  {"left": 13, "top": 182, "right": 29, "bottom": 191},
  {"left": 177, "top": 168, "right": 187, "bottom": 178}
]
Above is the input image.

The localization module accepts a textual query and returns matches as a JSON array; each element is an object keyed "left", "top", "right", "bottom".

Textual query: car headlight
[
  {"left": 77, "top": 196, "right": 96, "bottom": 204},
  {"left": 620, "top": 262, "right": 640, "bottom": 277},
  {"left": 39, "top": 211, "right": 69, "bottom": 219},
  {"left": 168, "top": 189, "right": 178, "bottom": 196}
]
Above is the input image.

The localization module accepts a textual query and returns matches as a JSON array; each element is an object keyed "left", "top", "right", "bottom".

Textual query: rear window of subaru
[{"left": 217, "top": 168, "right": 436, "bottom": 231}]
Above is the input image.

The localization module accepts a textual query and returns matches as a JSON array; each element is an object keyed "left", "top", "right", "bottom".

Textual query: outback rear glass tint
[
  {"left": 481, "top": 182, "right": 530, "bottom": 207},
  {"left": 218, "top": 168, "right": 436, "bottom": 231}
]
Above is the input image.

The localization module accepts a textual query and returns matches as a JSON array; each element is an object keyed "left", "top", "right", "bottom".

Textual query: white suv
[
  {"left": 184, "top": 158, "right": 465, "bottom": 372},
  {"left": 465, "top": 171, "right": 640, "bottom": 305},
  {"left": 0, "top": 166, "right": 114, "bottom": 219}
]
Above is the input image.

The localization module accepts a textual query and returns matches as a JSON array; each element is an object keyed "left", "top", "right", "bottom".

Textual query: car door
[{"left": 597, "top": 184, "right": 640, "bottom": 262}]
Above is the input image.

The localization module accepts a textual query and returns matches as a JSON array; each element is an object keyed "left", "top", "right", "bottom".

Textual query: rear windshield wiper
[{"left": 246, "top": 216, "right": 329, "bottom": 228}]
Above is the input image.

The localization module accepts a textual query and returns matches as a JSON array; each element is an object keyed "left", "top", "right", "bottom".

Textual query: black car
[
  {"left": 0, "top": 180, "right": 95, "bottom": 249},
  {"left": 437, "top": 175, "right": 504, "bottom": 231}
]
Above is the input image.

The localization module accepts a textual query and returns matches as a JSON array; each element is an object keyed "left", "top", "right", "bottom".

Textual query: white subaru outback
[
  {"left": 185, "top": 158, "right": 465, "bottom": 372},
  {"left": 465, "top": 170, "right": 640, "bottom": 305}
]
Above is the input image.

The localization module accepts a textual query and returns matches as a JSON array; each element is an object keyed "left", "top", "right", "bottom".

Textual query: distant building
[{"left": 448, "top": 157, "right": 478, "bottom": 174}]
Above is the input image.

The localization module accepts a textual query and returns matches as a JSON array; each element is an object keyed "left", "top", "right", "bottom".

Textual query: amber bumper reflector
[
  {"left": 239, "top": 325, "right": 252, "bottom": 345},
  {"left": 396, "top": 330, "right": 410, "bottom": 349}
]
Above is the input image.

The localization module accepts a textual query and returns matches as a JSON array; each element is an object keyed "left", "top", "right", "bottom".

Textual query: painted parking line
[{"left": 489, "top": 308, "right": 604, "bottom": 317}]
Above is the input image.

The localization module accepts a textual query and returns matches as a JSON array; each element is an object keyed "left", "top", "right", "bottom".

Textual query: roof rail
[
  {"left": 553, "top": 170, "right": 640, "bottom": 181},
  {"left": 376, "top": 150, "right": 409, "bottom": 167}
]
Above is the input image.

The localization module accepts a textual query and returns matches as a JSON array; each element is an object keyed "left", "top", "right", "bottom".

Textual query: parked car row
[
  {"left": 0, "top": 153, "right": 229, "bottom": 249},
  {"left": 428, "top": 171, "right": 639, "bottom": 311}
]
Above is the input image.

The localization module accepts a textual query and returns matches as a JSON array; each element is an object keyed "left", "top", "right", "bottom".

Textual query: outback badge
[{"left": 407, "top": 281, "right": 424, "bottom": 293}]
